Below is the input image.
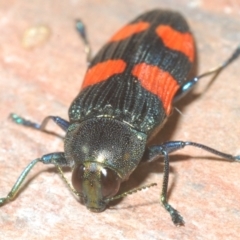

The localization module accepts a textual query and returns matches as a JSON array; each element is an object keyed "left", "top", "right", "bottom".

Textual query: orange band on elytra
[
  {"left": 109, "top": 22, "right": 150, "bottom": 42},
  {"left": 156, "top": 25, "right": 194, "bottom": 62},
  {"left": 82, "top": 59, "right": 127, "bottom": 89},
  {"left": 132, "top": 63, "right": 179, "bottom": 115}
]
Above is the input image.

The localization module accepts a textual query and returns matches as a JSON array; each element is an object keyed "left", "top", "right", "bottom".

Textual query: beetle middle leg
[
  {"left": 143, "top": 141, "right": 240, "bottom": 225},
  {"left": 10, "top": 113, "right": 70, "bottom": 136},
  {"left": 8, "top": 20, "right": 92, "bottom": 135}
]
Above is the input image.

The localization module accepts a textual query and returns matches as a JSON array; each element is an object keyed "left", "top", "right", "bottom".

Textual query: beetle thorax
[{"left": 64, "top": 117, "right": 147, "bottom": 180}]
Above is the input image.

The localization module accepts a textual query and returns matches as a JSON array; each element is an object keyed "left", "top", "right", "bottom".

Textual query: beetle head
[
  {"left": 65, "top": 117, "right": 147, "bottom": 211},
  {"left": 72, "top": 161, "right": 121, "bottom": 212}
]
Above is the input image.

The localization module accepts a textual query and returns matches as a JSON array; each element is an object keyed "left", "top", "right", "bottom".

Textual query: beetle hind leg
[
  {"left": 75, "top": 19, "right": 92, "bottom": 63},
  {"left": 173, "top": 45, "right": 240, "bottom": 103}
]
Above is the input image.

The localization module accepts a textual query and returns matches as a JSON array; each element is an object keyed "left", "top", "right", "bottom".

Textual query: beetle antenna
[
  {"left": 106, "top": 183, "right": 157, "bottom": 203},
  {"left": 56, "top": 165, "right": 84, "bottom": 198}
]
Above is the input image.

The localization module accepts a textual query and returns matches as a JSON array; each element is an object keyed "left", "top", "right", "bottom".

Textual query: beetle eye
[
  {"left": 72, "top": 164, "right": 85, "bottom": 193},
  {"left": 100, "top": 168, "right": 121, "bottom": 198},
  {"left": 71, "top": 164, "right": 121, "bottom": 199}
]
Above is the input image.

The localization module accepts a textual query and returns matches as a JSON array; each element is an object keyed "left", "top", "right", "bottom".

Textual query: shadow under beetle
[{"left": 1, "top": 10, "right": 240, "bottom": 226}]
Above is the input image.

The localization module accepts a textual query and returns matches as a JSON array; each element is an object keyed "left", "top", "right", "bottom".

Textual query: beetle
[{"left": 0, "top": 9, "right": 240, "bottom": 226}]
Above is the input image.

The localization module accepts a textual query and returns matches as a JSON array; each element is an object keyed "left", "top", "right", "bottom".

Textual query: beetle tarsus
[
  {"left": 164, "top": 203, "right": 185, "bottom": 226},
  {"left": 10, "top": 113, "right": 41, "bottom": 129},
  {"left": 76, "top": 19, "right": 92, "bottom": 63}
]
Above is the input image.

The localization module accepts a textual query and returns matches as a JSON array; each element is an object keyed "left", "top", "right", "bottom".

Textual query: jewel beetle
[{"left": 1, "top": 9, "right": 240, "bottom": 226}]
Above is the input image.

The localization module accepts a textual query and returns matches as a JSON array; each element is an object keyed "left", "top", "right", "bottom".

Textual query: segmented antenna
[{"left": 106, "top": 183, "right": 157, "bottom": 202}]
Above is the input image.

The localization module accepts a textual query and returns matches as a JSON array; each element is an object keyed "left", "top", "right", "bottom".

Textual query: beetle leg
[
  {"left": 144, "top": 144, "right": 184, "bottom": 225},
  {"left": 173, "top": 45, "right": 240, "bottom": 103},
  {"left": 76, "top": 19, "right": 92, "bottom": 63},
  {"left": 10, "top": 113, "right": 70, "bottom": 135},
  {"left": 143, "top": 141, "right": 240, "bottom": 225},
  {"left": 0, "top": 152, "right": 68, "bottom": 206},
  {"left": 145, "top": 141, "right": 239, "bottom": 162}
]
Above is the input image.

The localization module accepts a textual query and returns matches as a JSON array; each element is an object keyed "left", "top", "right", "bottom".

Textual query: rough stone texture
[{"left": 0, "top": 0, "right": 240, "bottom": 239}]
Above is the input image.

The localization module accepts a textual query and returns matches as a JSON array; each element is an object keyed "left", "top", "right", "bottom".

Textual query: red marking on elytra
[
  {"left": 109, "top": 22, "right": 150, "bottom": 42},
  {"left": 156, "top": 25, "right": 194, "bottom": 62},
  {"left": 132, "top": 63, "right": 179, "bottom": 115},
  {"left": 81, "top": 60, "right": 127, "bottom": 89}
]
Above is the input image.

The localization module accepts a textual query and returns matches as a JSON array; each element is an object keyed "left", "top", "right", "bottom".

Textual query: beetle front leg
[
  {"left": 0, "top": 152, "right": 68, "bottom": 207},
  {"left": 144, "top": 141, "right": 240, "bottom": 225}
]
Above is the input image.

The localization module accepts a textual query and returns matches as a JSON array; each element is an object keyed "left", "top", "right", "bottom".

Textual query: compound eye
[
  {"left": 101, "top": 168, "right": 121, "bottom": 198},
  {"left": 72, "top": 164, "right": 85, "bottom": 193}
]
